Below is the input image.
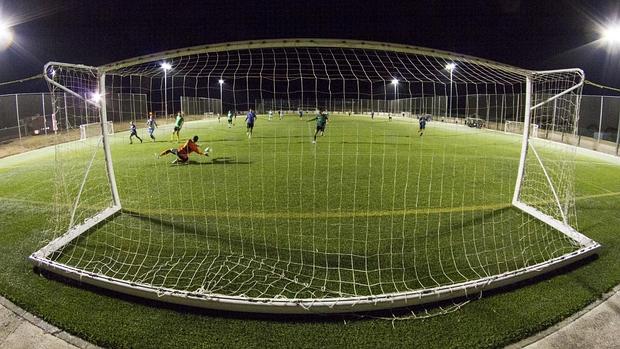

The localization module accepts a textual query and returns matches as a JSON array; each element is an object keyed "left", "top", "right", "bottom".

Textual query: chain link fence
[{"left": 1, "top": 92, "right": 619, "bottom": 156}]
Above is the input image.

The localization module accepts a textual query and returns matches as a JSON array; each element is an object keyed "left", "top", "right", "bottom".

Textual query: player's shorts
[
  {"left": 174, "top": 126, "right": 181, "bottom": 131},
  {"left": 147, "top": 127, "right": 155, "bottom": 134},
  {"left": 247, "top": 122, "right": 254, "bottom": 129},
  {"left": 170, "top": 149, "right": 188, "bottom": 162},
  {"left": 419, "top": 124, "right": 426, "bottom": 129},
  {"left": 130, "top": 130, "right": 138, "bottom": 136},
  {"left": 316, "top": 125, "right": 325, "bottom": 132},
  {"left": 228, "top": 118, "right": 233, "bottom": 122}
]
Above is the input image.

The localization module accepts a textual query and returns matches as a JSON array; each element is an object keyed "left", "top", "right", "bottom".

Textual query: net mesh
[{"left": 35, "top": 42, "right": 589, "bottom": 311}]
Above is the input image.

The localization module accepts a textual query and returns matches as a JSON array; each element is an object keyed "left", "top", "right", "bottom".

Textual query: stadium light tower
[
  {"left": 218, "top": 79, "right": 224, "bottom": 115},
  {"left": 445, "top": 63, "right": 457, "bottom": 119},
  {"left": 391, "top": 78, "right": 399, "bottom": 115},
  {"left": 161, "top": 62, "right": 172, "bottom": 117}
]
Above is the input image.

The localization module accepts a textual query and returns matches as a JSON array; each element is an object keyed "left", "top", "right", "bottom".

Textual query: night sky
[{"left": 1, "top": 0, "right": 620, "bottom": 92}]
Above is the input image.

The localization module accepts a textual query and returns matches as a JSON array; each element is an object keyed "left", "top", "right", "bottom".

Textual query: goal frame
[
  {"left": 29, "top": 41, "right": 601, "bottom": 314},
  {"left": 80, "top": 121, "right": 114, "bottom": 140},
  {"left": 505, "top": 120, "right": 539, "bottom": 138}
]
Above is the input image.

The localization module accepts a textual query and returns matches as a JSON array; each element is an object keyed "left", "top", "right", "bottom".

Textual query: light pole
[
  {"left": 161, "top": 62, "right": 172, "bottom": 118},
  {"left": 218, "top": 79, "right": 224, "bottom": 116},
  {"left": 391, "top": 78, "right": 399, "bottom": 115},
  {"left": 445, "top": 63, "right": 456, "bottom": 120}
]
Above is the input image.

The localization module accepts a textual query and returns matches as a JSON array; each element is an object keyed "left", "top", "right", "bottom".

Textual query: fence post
[
  {"left": 597, "top": 96, "right": 604, "bottom": 148},
  {"left": 15, "top": 94, "right": 22, "bottom": 141},
  {"left": 616, "top": 108, "right": 620, "bottom": 156},
  {"left": 63, "top": 93, "right": 69, "bottom": 130},
  {"left": 41, "top": 93, "right": 47, "bottom": 135}
]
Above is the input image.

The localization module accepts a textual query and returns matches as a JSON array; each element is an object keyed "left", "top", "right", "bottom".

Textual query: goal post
[
  {"left": 30, "top": 40, "right": 601, "bottom": 314},
  {"left": 31, "top": 63, "right": 121, "bottom": 260}
]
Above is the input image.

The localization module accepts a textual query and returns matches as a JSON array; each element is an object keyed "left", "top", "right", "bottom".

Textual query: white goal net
[
  {"left": 79, "top": 121, "right": 114, "bottom": 140},
  {"left": 505, "top": 120, "right": 538, "bottom": 138},
  {"left": 30, "top": 40, "right": 600, "bottom": 314}
]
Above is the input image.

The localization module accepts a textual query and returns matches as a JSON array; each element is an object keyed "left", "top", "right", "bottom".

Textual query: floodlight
[
  {"left": 90, "top": 92, "right": 102, "bottom": 103},
  {"left": 445, "top": 63, "right": 457, "bottom": 71},
  {"left": 602, "top": 24, "right": 620, "bottom": 44},
  {"left": 0, "top": 22, "right": 14, "bottom": 50},
  {"left": 161, "top": 62, "right": 172, "bottom": 71},
  {"left": 218, "top": 79, "right": 225, "bottom": 85},
  {"left": 391, "top": 78, "right": 399, "bottom": 85}
]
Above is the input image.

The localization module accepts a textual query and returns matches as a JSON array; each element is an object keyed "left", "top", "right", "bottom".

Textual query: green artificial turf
[{"left": 0, "top": 115, "right": 619, "bottom": 348}]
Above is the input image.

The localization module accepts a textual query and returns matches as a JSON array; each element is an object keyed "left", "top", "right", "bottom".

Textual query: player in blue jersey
[
  {"left": 129, "top": 121, "right": 142, "bottom": 144},
  {"left": 418, "top": 114, "right": 429, "bottom": 136},
  {"left": 245, "top": 108, "right": 257, "bottom": 138},
  {"left": 146, "top": 113, "right": 157, "bottom": 141}
]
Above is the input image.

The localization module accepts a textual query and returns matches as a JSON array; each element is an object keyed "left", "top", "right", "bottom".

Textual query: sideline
[
  {"left": 0, "top": 295, "right": 100, "bottom": 349},
  {"left": 508, "top": 284, "right": 620, "bottom": 348}
]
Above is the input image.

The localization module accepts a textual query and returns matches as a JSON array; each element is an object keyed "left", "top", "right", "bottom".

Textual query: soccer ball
[{"left": 205, "top": 147, "right": 211, "bottom": 155}]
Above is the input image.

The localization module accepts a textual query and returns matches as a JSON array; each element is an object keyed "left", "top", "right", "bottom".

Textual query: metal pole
[
  {"left": 164, "top": 70, "right": 168, "bottom": 118},
  {"left": 513, "top": 76, "right": 532, "bottom": 205},
  {"left": 394, "top": 84, "right": 397, "bottom": 115},
  {"left": 597, "top": 96, "right": 603, "bottom": 146},
  {"left": 42, "top": 93, "right": 47, "bottom": 135},
  {"left": 64, "top": 93, "right": 69, "bottom": 131},
  {"left": 15, "top": 94, "right": 22, "bottom": 140},
  {"left": 616, "top": 107, "right": 620, "bottom": 156},
  {"left": 449, "top": 70, "right": 453, "bottom": 119},
  {"left": 99, "top": 72, "right": 121, "bottom": 207},
  {"left": 220, "top": 83, "right": 223, "bottom": 116}
]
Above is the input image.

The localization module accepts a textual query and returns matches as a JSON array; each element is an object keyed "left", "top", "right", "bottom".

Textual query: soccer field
[
  {"left": 1, "top": 115, "right": 619, "bottom": 347},
  {"left": 45, "top": 115, "right": 576, "bottom": 301}
]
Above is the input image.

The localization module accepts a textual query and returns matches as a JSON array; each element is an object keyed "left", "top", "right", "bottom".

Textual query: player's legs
[
  {"left": 148, "top": 128, "right": 155, "bottom": 141},
  {"left": 159, "top": 148, "right": 175, "bottom": 157},
  {"left": 175, "top": 153, "right": 189, "bottom": 164}
]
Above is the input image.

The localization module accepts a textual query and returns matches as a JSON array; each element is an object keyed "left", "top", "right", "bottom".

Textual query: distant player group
[{"left": 126, "top": 108, "right": 428, "bottom": 165}]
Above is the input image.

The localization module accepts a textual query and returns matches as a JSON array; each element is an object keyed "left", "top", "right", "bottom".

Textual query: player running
[
  {"left": 245, "top": 108, "right": 257, "bottom": 138},
  {"left": 171, "top": 112, "right": 184, "bottom": 142},
  {"left": 298, "top": 108, "right": 303, "bottom": 119},
  {"left": 129, "top": 121, "right": 142, "bottom": 144},
  {"left": 158, "top": 135, "right": 210, "bottom": 164},
  {"left": 268, "top": 109, "right": 273, "bottom": 121},
  {"left": 146, "top": 113, "right": 157, "bottom": 141},
  {"left": 308, "top": 109, "right": 329, "bottom": 144},
  {"left": 227, "top": 110, "right": 234, "bottom": 128},
  {"left": 418, "top": 114, "right": 428, "bottom": 136}
]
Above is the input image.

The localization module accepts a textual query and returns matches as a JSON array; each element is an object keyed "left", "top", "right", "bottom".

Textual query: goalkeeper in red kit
[{"left": 158, "top": 135, "right": 210, "bottom": 164}]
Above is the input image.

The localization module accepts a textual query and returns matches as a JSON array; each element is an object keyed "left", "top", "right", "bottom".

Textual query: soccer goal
[
  {"left": 505, "top": 120, "right": 538, "bottom": 138},
  {"left": 79, "top": 121, "right": 113, "bottom": 140},
  {"left": 30, "top": 39, "right": 600, "bottom": 314}
]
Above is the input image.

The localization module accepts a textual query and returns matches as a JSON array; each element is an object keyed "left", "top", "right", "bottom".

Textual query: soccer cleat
[{"left": 312, "top": 140, "right": 316, "bottom": 144}]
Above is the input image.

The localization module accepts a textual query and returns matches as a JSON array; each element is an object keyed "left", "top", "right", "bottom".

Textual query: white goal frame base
[
  {"left": 505, "top": 120, "right": 539, "bottom": 138},
  {"left": 80, "top": 121, "right": 114, "bottom": 140}
]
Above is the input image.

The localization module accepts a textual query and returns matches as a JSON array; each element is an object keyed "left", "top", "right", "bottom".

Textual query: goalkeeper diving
[
  {"left": 308, "top": 109, "right": 329, "bottom": 143},
  {"left": 159, "top": 135, "right": 211, "bottom": 164}
]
